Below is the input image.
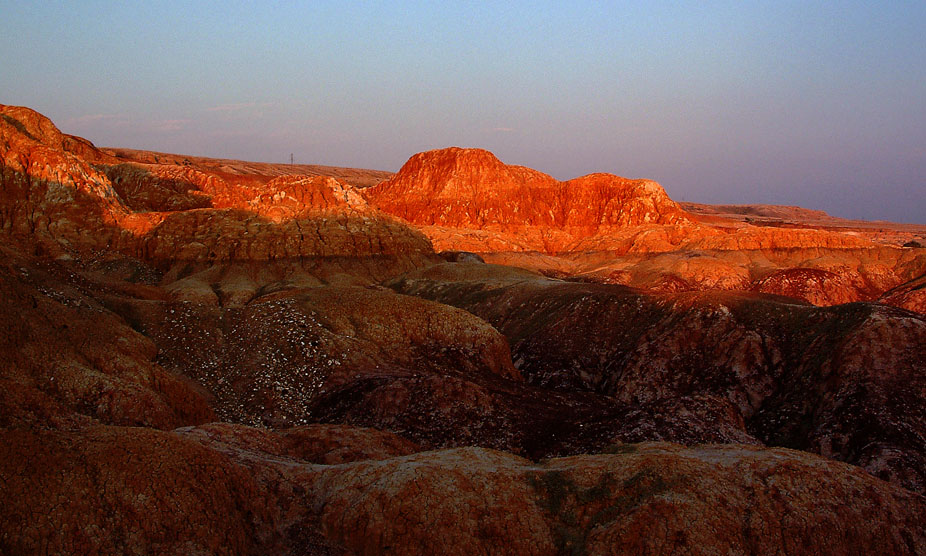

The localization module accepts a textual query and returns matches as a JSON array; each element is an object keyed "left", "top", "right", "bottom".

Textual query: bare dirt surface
[{"left": 2, "top": 103, "right": 925, "bottom": 555}]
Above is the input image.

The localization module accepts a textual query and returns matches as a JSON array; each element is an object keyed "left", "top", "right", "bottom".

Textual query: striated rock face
[
  {"left": 0, "top": 105, "right": 129, "bottom": 250},
  {"left": 390, "top": 263, "right": 926, "bottom": 493},
  {"left": 10, "top": 424, "right": 921, "bottom": 556},
  {"left": 0, "top": 244, "right": 213, "bottom": 430},
  {"left": 366, "top": 147, "right": 887, "bottom": 261},
  {"left": 6, "top": 105, "right": 919, "bottom": 305},
  {"left": 3, "top": 104, "right": 926, "bottom": 553},
  {"left": 304, "top": 444, "right": 926, "bottom": 556},
  {"left": 485, "top": 244, "right": 926, "bottom": 307},
  {"left": 880, "top": 271, "right": 926, "bottom": 314},
  {"left": 0, "top": 104, "right": 436, "bottom": 276},
  {"left": 105, "top": 165, "right": 373, "bottom": 217},
  {"left": 0, "top": 104, "right": 437, "bottom": 434},
  {"left": 180, "top": 429, "right": 926, "bottom": 556},
  {"left": 367, "top": 147, "right": 689, "bottom": 242},
  {"left": 104, "top": 163, "right": 224, "bottom": 212},
  {"left": 754, "top": 267, "right": 863, "bottom": 305},
  {"left": 1, "top": 105, "right": 118, "bottom": 165},
  {"left": 120, "top": 209, "right": 433, "bottom": 266},
  {"left": 363, "top": 146, "right": 926, "bottom": 307},
  {"left": 104, "top": 146, "right": 395, "bottom": 188},
  {"left": 249, "top": 175, "right": 371, "bottom": 219},
  {"left": 118, "top": 285, "right": 518, "bottom": 429},
  {"left": 0, "top": 426, "right": 282, "bottom": 556}
]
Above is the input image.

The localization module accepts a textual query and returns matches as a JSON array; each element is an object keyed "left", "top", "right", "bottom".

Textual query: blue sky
[{"left": 2, "top": 1, "right": 925, "bottom": 222}]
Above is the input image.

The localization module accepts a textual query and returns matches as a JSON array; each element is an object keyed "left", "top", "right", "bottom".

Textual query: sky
[{"left": 2, "top": 1, "right": 925, "bottom": 223}]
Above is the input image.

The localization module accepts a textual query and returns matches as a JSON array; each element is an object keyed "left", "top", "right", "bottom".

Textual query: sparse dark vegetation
[{"left": 527, "top": 467, "right": 678, "bottom": 556}]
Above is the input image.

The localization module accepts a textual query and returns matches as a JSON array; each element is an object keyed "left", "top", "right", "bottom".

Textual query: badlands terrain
[{"left": 1, "top": 104, "right": 925, "bottom": 554}]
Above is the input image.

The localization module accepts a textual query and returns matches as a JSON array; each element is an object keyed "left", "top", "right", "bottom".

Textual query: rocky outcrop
[
  {"left": 0, "top": 104, "right": 436, "bottom": 275},
  {"left": 1, "top": 105, "right": 118, "bottom": 164},
  {"left": 9, "top": 424, "right": 922, "bottom": 556},
  {"left": 105, "top": 146, "right": 394, "bottom": 188},
  {"left": 0, "top": 426, "right": 282, "bottom": 555},
  {"left": 104, "top": 163, "right": 223, "bottom": 212},
  {"left": 6, "top": 105, "right": 918, "bottom": 304},
  {"left": 0, "top": 244, "right": 213, "bottom": 430},
  {"left": 113, "top": 285, "right": 518, "bottom": 429},
  {"left": 754, "top": 267, "right": 863, "bottom": 305},
  {"left": 104, "top": 165, "right": 374, "bottom": 217},
  {"left": 303, "top": 444, "right": 926, "bottom": 556},
  {"left": 367, "top": 147, "right": 690, "bottom": 249},
  {"left": 366, "top": 147, "right": 888, "bottom": 263},
  {"left": 363, "top": 146, "right": 922, "bottom": 305},
  {"left": 252, "top": 175, "right": 371, "bottom": 218},
  {"left": 120, "top": 209, "right": 433, "bottom": 266},
  {"left": 0, "top": 105, "right": 129, "bottom": 251},
  {"left": 100, "top": 259, "right": 760, "bottom": 455},
  {"left": 484, "top": 244, "right": 926, "bottom": 306},
  {"left": 880, "top": 271, "right": 926, "bottom": 313},
  {"left": 3, "top": 104, "right": 926, "bottom": 554},
  {"left": 390, "top": 263, "right": 926, "bottom": 493}
]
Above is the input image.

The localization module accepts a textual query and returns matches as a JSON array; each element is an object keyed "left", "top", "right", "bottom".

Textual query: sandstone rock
[
  {"left": 486, "top": 244, "right": 926, "bottom": 305},
  {"left": 361, "top": 145, "right": 923, "bottom": 308},
  {"left": 752, "top": 303, "right": 926, "bottom": 492},
  {"left": 0, "top": 426, "right": 281, "bottom": 555},
  {"left": 754, "top": 267, "right": 862, "bottom": 305},
  {"left": 390, "top": 267, "right": 926, "bottom": 493},
  {"left": 117, "top": 285, "right": 518, "bottom": 428},
  {"left": 365, "top": 147, "right": 887, "bottom": 263},
  {"left": 116, "top": 207, "right": 434, "bottom": 266},
  {"left": 104, "top": 163, "right": 219, "bottom": 212},
  {"left": 4, "top": 104, "right": 926, "bottom": 554},
  {"left": 6, "top": 423, "right": 924, "bottom": 555},
  {"left": 1, "top": 105, "right": 117, "bottom": 164},
  {"left": 367, "top": 147, "right": 690, "bottom": 252},
  {"left": 182, "top": 427, "right": 926, "bottom": 555},
  {"left": 1, "top": 104, "right": 437, "bottom": 276},
  {"left": 305, "top": 444, "right": 926, "bottom": 556},
  {"left": 105, "top": 146, "right": 394, "bottom": 188},
  {"left": 178, "top": 422, "right": 421, "bottom": 465},
  {"left": 439, "top": 250, "right": 486, "bottom": 263},
  {"left": 880, "top": 272, "right": 926, "bottom": 314},
  {"left": 0, "top": 244, "right": 213, "bottom": 430},
  {"left": 1, "top": 105, "right": 129, "bottom": 252}
]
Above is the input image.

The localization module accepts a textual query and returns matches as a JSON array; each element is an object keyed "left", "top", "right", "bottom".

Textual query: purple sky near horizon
[{"left": 2, "top": 1, "right": 924, "bottom": 223}]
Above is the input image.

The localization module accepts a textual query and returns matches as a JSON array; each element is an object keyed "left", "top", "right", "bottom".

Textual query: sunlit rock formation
[{"left": 2, "top": 104, "right": 925, "bottom": 555}]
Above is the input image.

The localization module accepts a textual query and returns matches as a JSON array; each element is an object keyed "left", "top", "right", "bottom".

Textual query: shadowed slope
[{"left": 390, "top": 263, "right": 926, "bottom": 493}]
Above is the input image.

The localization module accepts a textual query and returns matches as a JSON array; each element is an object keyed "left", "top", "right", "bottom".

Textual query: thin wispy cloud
[
  {"left": 491, "top": 127, "right": 515, "bottom": 133},
  {"left": 206, "top": 102, "right": 273, "bottom": 112},
  {"left": 63, "top": 114, "right": 192, "bottom": 134},
  {"left": 65, "top": 113, "right": 128, "bottom": 125},
  {"left": 151, "top": 119, "right": 191, "bottom": 132},
  {"left": 206, "top": 129, "right": 257, "bottom": 138}
]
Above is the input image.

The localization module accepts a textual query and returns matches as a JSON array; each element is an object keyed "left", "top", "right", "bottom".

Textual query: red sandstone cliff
[
  {"left": 366, "top": 147, "right": 894, "bottom": 260},
  {"left": 0, "top": 104, "right": 434, "bottom": 270},
  {"left": 362, "top": 145, "right": 926, "bottom": 307},
  {"left": 367, "top": 147, "right": 689, "bottom": 233}
]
